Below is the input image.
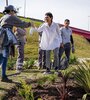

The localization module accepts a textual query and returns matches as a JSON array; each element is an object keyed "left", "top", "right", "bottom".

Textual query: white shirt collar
[{"left": 44, "top": 22, "right": 54, "bottom": 27}]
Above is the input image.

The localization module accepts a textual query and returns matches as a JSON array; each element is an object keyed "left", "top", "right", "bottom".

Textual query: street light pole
[
  {"left": 88, "top": 16, "right": 90, "bottom": 31},
  {"left": 6, "top": 0, "right": 8, "bottom": 6},
  {"left": 24, "top": 0, "right": 26, "bottom": 17}
]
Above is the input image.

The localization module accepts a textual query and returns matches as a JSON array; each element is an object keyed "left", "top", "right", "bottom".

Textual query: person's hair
[
  {"left": 3, "top": 10, "right": 10, "bottom": 14},
  {"left": 45, "top": 12, "right": 53, "bottom": 18},
  {"left": 64, "top": 19, "right": 70, "bottom": 22}
]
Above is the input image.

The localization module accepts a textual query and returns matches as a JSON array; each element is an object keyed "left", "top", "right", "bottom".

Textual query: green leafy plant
[
  {"left": 47, "top": 74, "right": 57, "bottom": 84},
  {"left": 23, "top": 59, "right": 34, "bottom": 69},
  {"left": 18, "top": 80, "right": 34, "bottom": 100},
  {"left": 57, "top": 66, "right": 75, "bottom": 100},
  {"left": 37, "top": 80, "right": 45, "bottom": 87},
  {"left": 69, "top": 55, "right": 77, "bottom": 64},
  {"left": 7, "top": 58, "right": 16, "bottom": 70},
  {"left": 73, "top": 62, "right": 90, "bottom": 100},
  {"left": 37, "top": 76, "right": 48, "bottom": 87},
  {"left": 82, "top": 93, "right": 90, "bottom": 100}
]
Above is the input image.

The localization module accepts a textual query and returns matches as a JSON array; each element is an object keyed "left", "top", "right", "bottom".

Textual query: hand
[
  {"left": 72, "top": 45, "right": 75, "bottom": 53},
  {"left": 60, "top": 43, "right": 64, "bottom": 48},
  {"left": 31, "top": 22, "right": 35, "bottom": 27}
]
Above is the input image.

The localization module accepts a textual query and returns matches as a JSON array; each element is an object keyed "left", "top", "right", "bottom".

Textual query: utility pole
[
  {"left": 24, "top": 0, "right": 26, "bottom": 17},
  {"left": 6, "top": 0, "right": 8, "bottom": 6},
  {"left": 88, "top": 16, "right": 90, "bottom": 31}
]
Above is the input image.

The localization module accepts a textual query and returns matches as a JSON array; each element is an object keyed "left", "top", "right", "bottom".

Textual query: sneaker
[
  {"left": 16, "top": 67, "right": 23, "bottom": 73},
  {"left": 54, "top": 70, "right": 59, "bottom": 75},
  {"left": 43, "top": 70, "right": 52, "bottom": 74},
  {"left": 1, "top": 76, "right": 12, "bottom": 82}
]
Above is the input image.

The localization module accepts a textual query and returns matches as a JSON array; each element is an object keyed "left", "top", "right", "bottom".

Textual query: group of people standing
[
  {"left": 35, "top": 13, "right": 75, "bottom": 74},
  {"left": 0, "top": 5, "right": 75, "bottom": 82}
]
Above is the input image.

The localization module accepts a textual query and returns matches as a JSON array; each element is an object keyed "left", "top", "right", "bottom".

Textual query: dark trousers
[
  {"left": 59, "top": 43, "right": 71, "bottom": 66},
  {"left": 16, "top": 43, "right": 24, "bottom": 69},
  {"left": 38, "top": 48, "right": 46, "bottom": 69}
]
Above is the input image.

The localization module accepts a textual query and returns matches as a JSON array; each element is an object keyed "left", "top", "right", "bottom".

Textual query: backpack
[{"left": 0, "top": 26, "right": 6, "bottom": 49}]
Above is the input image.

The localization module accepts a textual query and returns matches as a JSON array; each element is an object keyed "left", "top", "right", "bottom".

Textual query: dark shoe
[
  {"left": 16, "top": 67, "right": 23, "bottom": 73},
  {"left": 43, "top": 68, "right": 51, "bottom": 74},
  {"left": 1, "top": 76, "right": 12, "bottom": 82},
  {"left": 43, "top": 71, "right": 51, "bottom": 74},
  {"left": 54, "top": 69, "right": 59, "bottom": 75}
]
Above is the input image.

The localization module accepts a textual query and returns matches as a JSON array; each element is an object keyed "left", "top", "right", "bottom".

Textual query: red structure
[{"left": 59, "top": 24, "right": 90, "bottom": 40}]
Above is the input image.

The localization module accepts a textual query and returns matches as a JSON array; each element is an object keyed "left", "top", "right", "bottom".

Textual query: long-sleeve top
[
  {"left": 37, "top": 22, "right": 62, "bottom": 50},
  {"left": 15, "top": 28, "right": 27, "bottom": 44},
  {"left": 60, "top": 27, "right": 73, "bottom": 44},
  {"left": 0, "top": 14, "right": 31, "bottom": 29}
]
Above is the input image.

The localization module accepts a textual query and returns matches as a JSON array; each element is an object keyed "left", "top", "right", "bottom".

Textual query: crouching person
[
  {"left": 0, "top": 5, "right": 32, "bottom": 82},
  {"left": 14, "top": 27, "right": 27, "bottom": 72}
]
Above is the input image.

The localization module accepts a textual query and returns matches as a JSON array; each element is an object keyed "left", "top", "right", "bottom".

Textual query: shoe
[
  {"left": 16, "top": 67, "right": 23, "bottom": 73},
  {"left": 1, "top": 76, "right": 12, "bottom": 82},
  {"left": 43, "top": 68, "right": 52, "bottom": 74},
  {"left": 43, "top": 71, "right": 52, "bottom": 75},
  {"left": 54, "top": 70, "right": 59, "bottom": 75}
]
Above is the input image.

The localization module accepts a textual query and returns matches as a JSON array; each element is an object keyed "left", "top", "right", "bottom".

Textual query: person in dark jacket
[{"left": 0, "top": 5, "right": 32, "bottom": 82}]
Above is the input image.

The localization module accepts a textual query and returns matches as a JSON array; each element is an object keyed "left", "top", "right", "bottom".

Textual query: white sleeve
[
  {"left": 37, "top": 24, "right": 44, "bottom": 32},
  {"left": 30, "top": 24, "right": 44, "bottom": 34},
  {"left": 56, "top": 24, "right": 62, "bottom": 43},
  {"left": 29, "top": 27, "right": 37, "bottom": 35}
]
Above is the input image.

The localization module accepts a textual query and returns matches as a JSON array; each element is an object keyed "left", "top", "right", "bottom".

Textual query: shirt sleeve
[
  {"left": 37, "top": 24, "right": 44, "bottom": 32},
  {"left": 70, "top": 28, "right": 72, "bottom": 35},
  {"left": 56, "top": 24, "right": 62, "bottom": 43},
  {"left": 8, "top": 15, "right": 31, "bottom": 28}
]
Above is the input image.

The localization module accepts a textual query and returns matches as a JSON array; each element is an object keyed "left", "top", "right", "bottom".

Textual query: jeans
[
  {"left": 0, "top": 46, "right": 9, "bottom": 77},
  {"left": 59, "top": 43, "right": 71, "bottom": 66},
  {"left": 46, "top": 47, "right": 59, "bottom": 71}
]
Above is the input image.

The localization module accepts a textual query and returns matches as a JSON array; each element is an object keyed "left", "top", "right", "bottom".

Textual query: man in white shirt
[
  {"left": 59, "top": 19, "right": 75, "bottom": 68},
  {"left": 37, "top": 12, "right": 62, "bottom": 74}
]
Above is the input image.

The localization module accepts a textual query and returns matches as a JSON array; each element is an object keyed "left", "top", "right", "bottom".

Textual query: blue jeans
[{"left": 0, "top": 46, "right": 9, "bottom": 77}]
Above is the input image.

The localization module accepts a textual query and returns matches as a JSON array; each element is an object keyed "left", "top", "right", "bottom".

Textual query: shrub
[
  {"left": 73, "top": 62, "right": 90, "bottom": 99},
  {"left": 23, "top": 59, "right": 35, "bottom": 69},
  {"left": 18, "top": 80, "right": 34, "bottom": 100},
  {"left": 57, "top": 66, "right": 75, "bottom": 100},
  {"left": 69, "top": 55, "right": 77, "bottom": 64},
  {"left": 47, "top": 74, "right": 57, "bottom": 84},
  {"left": 7, "top": 58, "right": 16, "bottom": 70}
]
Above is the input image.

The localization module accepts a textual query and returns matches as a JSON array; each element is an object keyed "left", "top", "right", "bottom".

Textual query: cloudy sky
[{"left": 0, "top": 0, "right": 90, "bottom": 31}]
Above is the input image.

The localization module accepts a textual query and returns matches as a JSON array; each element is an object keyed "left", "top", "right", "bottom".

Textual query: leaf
[{"left": 82, "top": 93, "right": 90, "bottom": 100}]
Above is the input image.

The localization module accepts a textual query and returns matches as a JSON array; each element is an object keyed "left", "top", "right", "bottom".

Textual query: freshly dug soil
[{"left": 2, "top": 78, "right": 90, "bottom": 100}]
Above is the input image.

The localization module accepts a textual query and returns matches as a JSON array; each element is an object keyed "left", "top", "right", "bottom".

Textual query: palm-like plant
[
  {"left": 73, "top": 62, "right": 90, "bottom": 99},
  {"left": 57, "top": 66, "right": 75, "bottom": 100}
]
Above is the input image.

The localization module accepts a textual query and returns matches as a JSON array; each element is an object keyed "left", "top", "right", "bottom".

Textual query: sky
[{"left": 0, "top": 0, "right": 90, "bottom": 31}]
